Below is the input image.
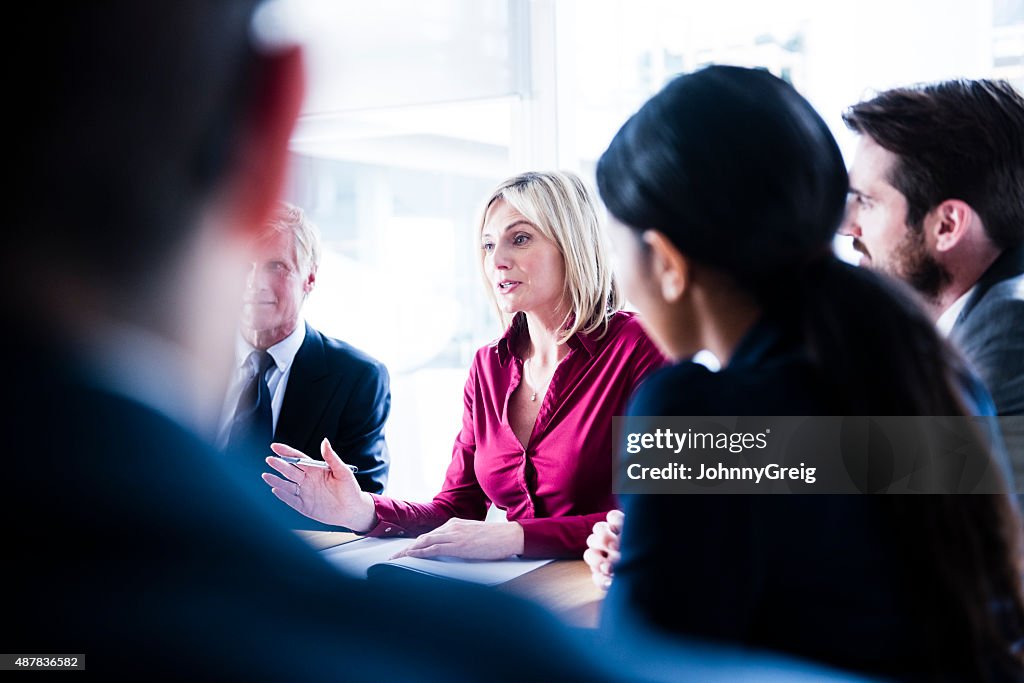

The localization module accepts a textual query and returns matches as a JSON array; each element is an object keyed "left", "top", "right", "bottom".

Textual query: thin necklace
[{"left": 523, "top": 358, "right": 539, "bottom": 402}]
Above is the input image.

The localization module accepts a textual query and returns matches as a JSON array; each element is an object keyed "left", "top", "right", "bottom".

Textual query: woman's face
[
  {"left": 607, "top": 217, "right": 694, "bottom": 361},
  {"left": 481, "top": 199, "right": 567, "bottom": 319}
]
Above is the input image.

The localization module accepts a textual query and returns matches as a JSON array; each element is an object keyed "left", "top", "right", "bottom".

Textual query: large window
[{"left": 280, "top": 0, "right": 528, "bottom": 499}]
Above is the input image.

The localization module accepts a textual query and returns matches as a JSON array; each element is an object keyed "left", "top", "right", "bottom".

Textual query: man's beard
[{"left": 888, "top": 226, "right": 951, "bottom": 302}]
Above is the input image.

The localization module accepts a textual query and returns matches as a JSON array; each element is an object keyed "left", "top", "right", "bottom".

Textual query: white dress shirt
[
  {"left": 936, "top": 286, "right": 977, "bottom": 338},
  {"left": 217, "top": 320, "right": 306, "bottom": 448}
]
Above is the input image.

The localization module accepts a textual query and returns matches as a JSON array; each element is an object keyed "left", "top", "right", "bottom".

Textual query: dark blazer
[
  {"left": 3, "top": 330, "right": 612, "bottom": 681},
  {"left": 275, "top": 322, "right": 391, "bottom": 494},
  {"left": 951, "top": 244, "right": 1024, "bottom": 497},
  {"left": 603, "top": 316, "right": 1011, "bottom": 680}
]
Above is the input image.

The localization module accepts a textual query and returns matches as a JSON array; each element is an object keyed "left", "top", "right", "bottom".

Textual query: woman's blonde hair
[{"left": 479, "top": 171, "right": 622, "bottom": 342}]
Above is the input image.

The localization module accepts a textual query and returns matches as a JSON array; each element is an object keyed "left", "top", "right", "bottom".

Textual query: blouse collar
[{"left": 494, "top": 312, "right": 599, "bottom": 366}]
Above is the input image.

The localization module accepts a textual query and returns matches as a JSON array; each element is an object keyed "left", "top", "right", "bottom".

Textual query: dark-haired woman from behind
[{"left": 591, "top": 65, "right": 1024, "bottom": 681}]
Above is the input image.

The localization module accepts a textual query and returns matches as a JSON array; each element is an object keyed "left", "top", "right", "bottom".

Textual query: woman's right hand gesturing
[{"left": 262, "top": 438, "right": 378, "bottom": 532}]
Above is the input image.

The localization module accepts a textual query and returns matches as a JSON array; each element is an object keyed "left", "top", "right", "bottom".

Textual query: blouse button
[{"left": 384, "top": 527, "right": 392, "bottom": 533}]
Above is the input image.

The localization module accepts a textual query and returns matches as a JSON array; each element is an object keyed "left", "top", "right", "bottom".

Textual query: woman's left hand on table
[{"left": 391, "top": 518, "right": 525, "bottom": 561}]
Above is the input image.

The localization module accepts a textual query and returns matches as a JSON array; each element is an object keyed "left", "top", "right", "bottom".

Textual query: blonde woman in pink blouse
[{"left": 264, "top": 171, "right": 664, "bottom": 559}]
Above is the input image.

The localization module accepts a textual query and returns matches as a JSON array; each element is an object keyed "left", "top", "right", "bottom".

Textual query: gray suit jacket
[{"left": 951, "top": 244, "right": 1024, "bottom": 494}]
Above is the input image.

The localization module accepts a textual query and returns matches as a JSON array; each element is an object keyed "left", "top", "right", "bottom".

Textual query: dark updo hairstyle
[
  {"left": 598, "top": 66, "right": 1024, "bottom": 679},
  {"left": 599, "top": 65, "right": 845, "bottom": 286}
]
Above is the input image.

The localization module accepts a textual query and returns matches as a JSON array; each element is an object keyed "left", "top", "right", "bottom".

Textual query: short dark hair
[
  {"left": 8, "top": 2, "right": 262, "bottom": 288},
  {"left": 843, "top": 79, "right": 1024, "bottom": 249}
]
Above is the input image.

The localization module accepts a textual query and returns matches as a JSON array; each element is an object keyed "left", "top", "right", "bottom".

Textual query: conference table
[{"left": 297, "top": 530, "right": 605, "bottom": 628}]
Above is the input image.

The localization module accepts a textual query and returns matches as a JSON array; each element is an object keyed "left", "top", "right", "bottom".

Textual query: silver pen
[{"left": 274, "top": 455, "right": 358, "bottom": 473}]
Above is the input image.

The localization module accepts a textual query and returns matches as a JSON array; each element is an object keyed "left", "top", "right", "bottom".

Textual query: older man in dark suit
[
  {"left": 841, "top": 79, "right": 1024, "bottom": 493},
  {"left": 220, "top": 201, "right": 390, "bottom": 493}
]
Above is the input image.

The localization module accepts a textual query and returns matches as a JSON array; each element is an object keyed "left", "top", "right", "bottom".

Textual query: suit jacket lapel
[
  {"left": 275, "top": 322, "right": 335, "bottom": 456},
  {"left": 956, "top": 243, "right": 1024, "bottom": 328}
]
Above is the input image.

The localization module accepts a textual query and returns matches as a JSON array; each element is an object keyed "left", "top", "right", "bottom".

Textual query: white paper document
[{"left": 321, "top": 537, "right": 552, "bottom": 586}]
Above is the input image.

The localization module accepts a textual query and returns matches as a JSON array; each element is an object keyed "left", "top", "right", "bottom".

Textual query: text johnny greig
[{"left": 625, "top": 428, "right": 817, "bottom": 484}]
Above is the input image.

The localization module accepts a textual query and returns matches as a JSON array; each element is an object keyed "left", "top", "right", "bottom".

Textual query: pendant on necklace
[{"left": 530, "top": 392, "right": 537, "bottom": 402}]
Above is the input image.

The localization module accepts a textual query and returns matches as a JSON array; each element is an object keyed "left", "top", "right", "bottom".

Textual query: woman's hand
[
  {"left": 262, "top": 438, "right": 378, "bottom": 532},
  {"left": 391, "top": 519, "right": 525, "bottom": 561},
  {"left": 583, "top": 509, "right": 623, "bottom": 590}
]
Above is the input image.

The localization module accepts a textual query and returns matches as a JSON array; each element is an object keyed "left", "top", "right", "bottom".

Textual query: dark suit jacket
[
  {"left": 603, "top": 316, "right": 1013, "bottom": 680},
  {"left": 952, "top": 244, "right": 1024, "bottom": 496},
  {"left": 275, "top": 323, "right": 390, "bottom": 494},
  {"left": 3, "top": 330, "right": 614, "bottom": 681}
]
